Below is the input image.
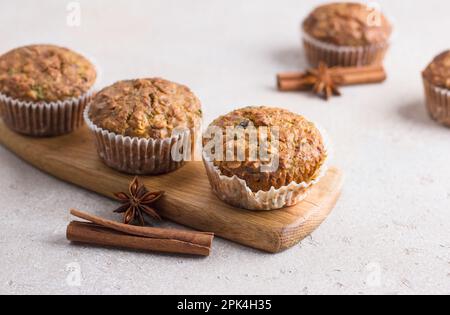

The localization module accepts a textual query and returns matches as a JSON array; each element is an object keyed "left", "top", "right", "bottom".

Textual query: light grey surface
[{"left": 0, "top": 0, "right": 449, "bottom": 295}]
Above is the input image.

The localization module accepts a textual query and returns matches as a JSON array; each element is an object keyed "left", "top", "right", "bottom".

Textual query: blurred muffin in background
[
  {"left": 423, "top": 50, "right": 450, "bottom": 127},
  {"left": 302, "top": 2, "right": 392, "bottom": 67}
]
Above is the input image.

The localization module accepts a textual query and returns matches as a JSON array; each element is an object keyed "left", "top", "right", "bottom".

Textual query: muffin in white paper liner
[
  {"left": 302, "top": 31, "right": 389, "bottom": 67},
  {"left": 423, "top": 79, "right": 450, "bottom": 127},
  {"left": 84, "top": 105, "right": 200, "bottom": 175},
  {"left": 203, "top": 127, "right": 331, "bottom": 211},
  {"left": 0, "top": 89, "right": 95, "bottom": 137}
]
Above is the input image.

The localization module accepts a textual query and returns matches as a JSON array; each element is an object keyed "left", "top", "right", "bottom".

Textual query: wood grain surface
[{"left": 0, "top": 121, "right": 343, "bottom": 253}]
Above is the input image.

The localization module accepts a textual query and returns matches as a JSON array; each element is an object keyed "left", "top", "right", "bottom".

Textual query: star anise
[
  {"left": 113, "top": 177, "right": 164, "bottom": 226},
  {"left": 301, "top": 62, "right": 342, "bottom": 100}
]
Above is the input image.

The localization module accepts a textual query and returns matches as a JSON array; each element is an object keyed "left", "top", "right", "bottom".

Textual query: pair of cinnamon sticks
[
  {"left": 67, "top": 209, "right": 214, "bottom": 257},
  {"left": 277, "top": 64, "right": 387, "bottom": 93}
]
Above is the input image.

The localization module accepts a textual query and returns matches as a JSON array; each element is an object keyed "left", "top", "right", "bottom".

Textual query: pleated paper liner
[
  {"left": 302, "top": 31, "right": 389, "bottom": 67},
  {"left": 0, "top": 90, "right": 94, "bottom": 137},
  {"left": 423, "top": 79, "right": 450, "bottom": 127},
  {"left": 84, "top": 105, "right": 201, "bottom": 175}
]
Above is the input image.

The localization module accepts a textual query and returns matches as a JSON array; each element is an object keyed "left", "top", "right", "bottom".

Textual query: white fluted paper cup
[
  {"left": 302, "top": 31, "right": 389, "bottom": 67},
  {"left": 0, "top": 90, "right": 95, "bottom": 137},
  {"left": 84, "top": 105, "right": 200, "bottom": 175},
  {"left": 203, "top": 127, "right": 331, "bottom": 211},
  {"left": 423, "top": 79, "right": 450, "bottom": 127}
]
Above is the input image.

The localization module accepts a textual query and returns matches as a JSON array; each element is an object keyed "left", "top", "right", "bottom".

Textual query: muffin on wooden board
[
  {"left": 0, "top": 44, "right": 97, "bottom": 136},
  {"left": 203, "top": 106, "right": 329, "bottom": 211},
  {"left": 85, "top": 78, "right": 202, "bottom": 175},
  {"left": 302, "top": 2, "right": 392, "bottom": 67},
  {"left": 422, "top": 51, "right": 450, "bottom": 127}
]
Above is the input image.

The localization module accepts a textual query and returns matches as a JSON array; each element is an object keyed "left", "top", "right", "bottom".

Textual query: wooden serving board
[{"left": 0, "top": 121, "right": 343, "bottom": 253}]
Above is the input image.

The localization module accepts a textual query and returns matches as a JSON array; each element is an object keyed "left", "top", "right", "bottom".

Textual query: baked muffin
[
  {"left": 0, "top": 44, "right": 97, "bottom": 136},
  {"left": 302, "top": 2, "right": 392, "bottom": 67},
  {"left": 85, "top": 78, "right": 202, "bottom": 175},
  {"left": 203, "top": 106, "right": 329, "bottom": 210},
  {"left": 422, "top": 51, "right": 450, "bottom": 127}
]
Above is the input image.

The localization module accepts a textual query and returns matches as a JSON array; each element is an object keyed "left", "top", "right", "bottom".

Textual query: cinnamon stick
[
  {"left": 277, "top": 65, "right": 387, "bottom": 91},
  {"left": 277, "top": 76, "right": 315, "bottom": 91},
  {"left": 67, "top": 209, "right": 214, "bottom": 256}
]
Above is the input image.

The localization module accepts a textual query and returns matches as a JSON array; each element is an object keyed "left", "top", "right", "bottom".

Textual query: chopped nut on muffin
[
  {"left": 88, "top": 78, "right": 202, "bottom": 139},
  {"left": 0, "top": 44, "right": 96, "bottom": 102},
  {"left": 204, "top": 106, "right": 327, "bottom": 192},
  {"left": 303, "top": 2, "right": 392, "bottom": 47}
]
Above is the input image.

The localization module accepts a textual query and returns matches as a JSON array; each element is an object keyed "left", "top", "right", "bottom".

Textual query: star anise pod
[
  {"left": 113, "top": 177, "right": 164, "bottom": 226},
  {"left": 302, "top": 62, "right": 342, "bottom": 100}
]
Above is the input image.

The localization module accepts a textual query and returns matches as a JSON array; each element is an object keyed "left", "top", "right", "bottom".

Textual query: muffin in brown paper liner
[
  {"left": 303, "top": 32, "right": 389, "bottom": 67},
  {"left": 0, "top": 44, "right": 97, "bottom": 137},
  {"left": 302, "top": 2, "right": 392, "bottom": 67},
  {"left": 422, "top": 51, "right": 450, "bottom": 127},
  {"left": 202, "top": 106, "right": 330, "bottom": 211},
  {"left": 85, "top": 78, "right": 202, "bottom": 175}
]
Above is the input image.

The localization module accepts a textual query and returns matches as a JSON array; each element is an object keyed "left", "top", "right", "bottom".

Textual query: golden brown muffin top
[
  {"left": 88, "top": 78, "right": 202, "bottom": 139},
  {"left": 204, "top": 106, "right": 327, "bottom": 192},
  {"left": 0, "top": 45, "right": 96, "bottom": 102},
  {"left": 423, "top": 51, "right": 450, "bottom": 89},
  {"left": 302, "top": 2, "right": 392, "bottom": 46}
]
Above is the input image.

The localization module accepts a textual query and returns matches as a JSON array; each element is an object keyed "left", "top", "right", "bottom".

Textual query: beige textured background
[{"left": 0, "top": 0, "right": 449, "bottom": 295}]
